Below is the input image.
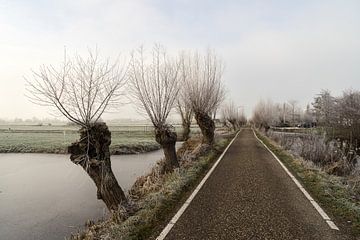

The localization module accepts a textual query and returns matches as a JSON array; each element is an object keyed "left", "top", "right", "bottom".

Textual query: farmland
[{"left": 0, "top": 124, "right": 196, "bottom": 154}]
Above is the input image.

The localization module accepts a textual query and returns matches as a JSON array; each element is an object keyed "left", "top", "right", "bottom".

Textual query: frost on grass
[
  {"left": 258, "top": 130, "right": 360, "bottom": 236},
  {"left": 0, "top": 130, "right": 159, "bottom": 154},
  {"left": 69, "top": 134, "right": 232, "bottom": 240},
  {"left": 268, "top": 130, "right": 360, "bottom": 191},
  {"left": 267, "top": 130, "right": 359, "bottom": 177}
]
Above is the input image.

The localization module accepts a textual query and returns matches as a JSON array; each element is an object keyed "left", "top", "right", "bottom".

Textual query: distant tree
[
  {"left": 312, "top": 89, "right": 360, "bottom": 167},
  {"left": 252, "top": 99, "right": 281, "bottom": 130},
  {"left": 212, "top": 107, "right": 219, "bottom": 121},
  {"left": 287, "top": 100, "right": 298, "bottom": 126},
  {"left": 14, "top": 118, "right": 23, "bottom": 123},
  {"left": 221, "top": 101, "right": 238, "bottom": 131},
  {"left": 176, "top": 53, "right": 194, "bottom": 141},
  {"left": 237, "top": 110, "right": 247, "bottom": 127},
  {"left": 330, "top": 90, "right": 360, "bottom": 143},
  {"left": 313, "top": 89, "right": 360, "bottom": 139},
  {"left": 176, "top": 94, "right": 193, "bottom": 141},
  {"left": 312, "top": 90, "right": 337, "bottom": 128},
  {"left": 129, "top": 45, "right": 180, "bottom": 173},
  {"left": 26, "top": 49, "right": 128, "bottom": 211},
  {"left": 299, "top": 104, "right": 315, "bottom": 127},
  {"left": 176, "top": 54, "right": 193, "bottom": 141},
  {"left": 335, "top": 90, "right": 360, "bottom": 143},
  {"left": 185, "top": 50, "right": 225, "bottom": 145}
]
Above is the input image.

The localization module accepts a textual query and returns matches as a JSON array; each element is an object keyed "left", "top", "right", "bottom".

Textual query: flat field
[{"left": 0, "top": 124, "right": 191, "bottom": 154}]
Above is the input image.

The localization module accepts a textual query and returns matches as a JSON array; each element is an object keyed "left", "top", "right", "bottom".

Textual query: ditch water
[{"left": 0, "top": 146, "right": 179, "bottom": 240}]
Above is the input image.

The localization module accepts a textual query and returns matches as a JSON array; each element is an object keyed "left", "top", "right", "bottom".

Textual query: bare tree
[
  {"left": 185, "top": 50, "right": 225, "bottom": 145},
  {"left": 313, "top": 90, "right": 337, "bottom": 128},
  {"left": 252, "top": 99, "right": 281, "bottom": 130},
  {"left": 221, "top": 101, "right": 238, "bottom": 131},
  {"left": 222, "top": 102, "right": 247, "bottom": 131},
  {"left": 176, "top": 54, "right": 193, "bottom": 141},
  {"left": 301, "top": 104, "right": 315, "bottom": 127},
  {"left": 314, "top": 89, "right": 360, "bottom": 146},
  {"left": 129, "top": 45, "right": 180, "bottom": 172},
  {"left": 287, "top": 99, "right": 298, "bottom": 126},
  {"left": 338, "top": 90, "right": 360, "bottom": 143},
  {"left": 237, "top": 109, "right": 247, "bottom": 127},
  {"left": 26, "top": 49, "right": 128, "bottom": 211}
]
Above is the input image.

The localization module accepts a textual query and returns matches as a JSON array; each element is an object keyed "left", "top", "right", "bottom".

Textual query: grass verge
[
  {"left": 0, "top": 131, "right": 160, "bottom": 154},
  {"left": 255, "top": 130, "right": 360, "bottom": 237},
  {"left": 70, "top": 132, "right": 235, "bottom": 240}
]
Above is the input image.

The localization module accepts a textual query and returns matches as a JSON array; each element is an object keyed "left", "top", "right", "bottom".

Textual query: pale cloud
[{"left": 0, "top": 0, "right": 359, "bottom": 120}]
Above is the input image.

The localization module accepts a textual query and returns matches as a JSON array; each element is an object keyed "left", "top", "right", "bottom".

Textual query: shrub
[{"left": 267, "top": 131, "right": 359, "bottom": 176}]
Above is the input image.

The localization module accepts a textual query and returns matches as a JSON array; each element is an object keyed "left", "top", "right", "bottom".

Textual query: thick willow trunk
[
  {"left": 155, "top": 126, "right": 179, "bottom": 173},
  {"left": 229, "top": 119, "right": 237, "bottom": 131},
  {"left": 195, "top": 111, "right": 215, "bottom": 145},
  {"left": 68, "top": 122, "right": 127, "bottom": 211},
  {"left": 182, "top": 121, "right": 191, "bottom": 141}
]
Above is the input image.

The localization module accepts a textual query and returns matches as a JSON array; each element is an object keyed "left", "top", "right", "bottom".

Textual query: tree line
[
  {"left": 25, "top": 45, "right": 245, "bottom": 211},
  {"left": 252, "top": 89, "right": 360, "bottom": 147}
]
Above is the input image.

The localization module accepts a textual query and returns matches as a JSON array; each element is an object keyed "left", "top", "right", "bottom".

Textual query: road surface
[{"left": 163, "top": 128, "right": 352, "bottom": 240}]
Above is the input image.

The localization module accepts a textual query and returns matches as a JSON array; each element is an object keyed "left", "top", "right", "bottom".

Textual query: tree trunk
[
  {"left": 195, "top": 111, "right": 215, "bottom": 145},
  {"left": 155, "top": 125, "right": 179, "bottom": 173},
  {"left": 182, "top": 120, "right": 191, "bottom": 141},
  {"left": 178, "top": 104, "right": 193, "bottom": 142},
  {"left": 68, "top": 122, "right": 127, "bottom": 211},
  {"left": 228, "top": 119, "right": 237, "bottom": 131}
]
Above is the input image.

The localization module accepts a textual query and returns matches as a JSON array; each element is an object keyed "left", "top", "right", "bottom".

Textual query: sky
[{"left": 1, "top": 0, "right": 360, "bottom": 121}]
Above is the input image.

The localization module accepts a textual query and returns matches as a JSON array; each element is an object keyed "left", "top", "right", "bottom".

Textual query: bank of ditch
[
  {"left": 255, "top": 129, "right": 360, "bottom": 237},
  {"left": 69, "top": 131, "right": 236, "bottom": 240},
  {"left": 0, "top": 131, "right": 161, "bottom": 154}
]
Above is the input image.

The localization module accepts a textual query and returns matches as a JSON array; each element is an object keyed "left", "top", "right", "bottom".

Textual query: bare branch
[
  {"left": 128, "top": 45, "right": 180, "bottom": 128},
  {"left": 184, "top": 49, "right": 225, "bottom": 115},
  {"left": 25, "top": 49, "right": 127, "bottom": 127}
]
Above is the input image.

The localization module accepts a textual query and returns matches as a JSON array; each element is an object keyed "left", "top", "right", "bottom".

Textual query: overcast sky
[{"left": 1, "top": 0, "right": 360, "bottom": 120}]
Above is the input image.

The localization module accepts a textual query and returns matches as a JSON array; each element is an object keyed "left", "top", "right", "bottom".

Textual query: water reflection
[{"left": 0, "top": 148, "right": 170, "bottom": 240}]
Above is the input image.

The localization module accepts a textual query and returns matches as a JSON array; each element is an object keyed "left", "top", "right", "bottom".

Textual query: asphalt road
[{"left": 164, "top": 128, "right": 352, "bottom": 240}]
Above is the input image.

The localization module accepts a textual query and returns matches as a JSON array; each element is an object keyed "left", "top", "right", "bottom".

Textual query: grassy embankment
[
  {"left": 0, "top": 125, "right": 197, "bottom": 154},
  {"left": 70, "top": 131, "right": 235, "bottom": 240},
  {"left": 255, "top": 130, "right": 360, "bottom": 237}
]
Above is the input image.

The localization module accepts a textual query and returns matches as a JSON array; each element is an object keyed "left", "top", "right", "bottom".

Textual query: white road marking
[
  {"left": 253, "top": 129, "right": 340, "bottom": 231},
  {"left": 156, "top": 130, "right": 242, "bottom": 240},
  {"left": 327, "top": 220, "right": 340, "bottom": 230}
]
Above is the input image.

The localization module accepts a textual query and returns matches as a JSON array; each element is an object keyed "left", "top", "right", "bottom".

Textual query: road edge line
[
  {"left": 155, "top": 130, "right": 242, "bottom": 240},
  {"left": 252, "top": 129, "right": 339, "bottom": 231}
]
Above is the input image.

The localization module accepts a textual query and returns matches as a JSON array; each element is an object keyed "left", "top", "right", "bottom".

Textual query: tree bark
[
  {"left": 178, "top": 102, "right": 193, "bottom": 142},
  {"left": 182, "top": 120, "right": 191, "bottom": 141},
  {"left": 228, "top": 119, "right": 237, "bottom": 131},
  {"left": 195, "top": 111, "right": 215, "bottom": 145},
  {"left": 155, "top": 125, "right": 179, "bottom": 173},
  {"left": 68, "top": 122, "right": 127, "bottom": 211}
]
